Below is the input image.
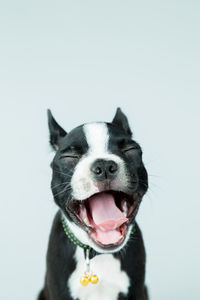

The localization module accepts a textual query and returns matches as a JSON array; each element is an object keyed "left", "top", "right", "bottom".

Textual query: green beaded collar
[
  {"left": 61, "top": 215, "right": 136, "bottom": 251},
  {"left": 61, "top": 216, "right": 90, "bottom": 249}
]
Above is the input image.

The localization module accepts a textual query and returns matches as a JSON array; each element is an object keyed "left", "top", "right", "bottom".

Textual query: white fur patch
[
  {"left": 85, "top": 122, "right": 109, "bottom": 154},
  {"left": 68, "top": 247, "right": 130, "bottom": 300}
]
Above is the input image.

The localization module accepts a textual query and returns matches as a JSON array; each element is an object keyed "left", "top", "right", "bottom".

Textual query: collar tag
[{"left": 80, "top": 247, "right": 99, "bottom": 286}]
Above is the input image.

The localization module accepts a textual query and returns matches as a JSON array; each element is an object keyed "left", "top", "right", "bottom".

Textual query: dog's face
[{"left": 48, "top": 108, "right": 148, "bottom": 253}]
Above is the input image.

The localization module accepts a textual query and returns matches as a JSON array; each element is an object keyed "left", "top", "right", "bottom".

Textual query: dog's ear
[
  {"left": 112, "top": 107, "right": 132, "bottom": 136},
  {"left": 47, "top": 109, "right": 67, "bottom": 150}
]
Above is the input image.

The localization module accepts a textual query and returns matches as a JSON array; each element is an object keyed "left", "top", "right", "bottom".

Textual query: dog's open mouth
[{"left": 68, "top": 191, "right": 141, "bottom": 248}]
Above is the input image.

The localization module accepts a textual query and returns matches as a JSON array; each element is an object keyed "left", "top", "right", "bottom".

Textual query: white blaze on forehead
[{"left": 84, "top": 123, "right": 109, "bottom": 154}]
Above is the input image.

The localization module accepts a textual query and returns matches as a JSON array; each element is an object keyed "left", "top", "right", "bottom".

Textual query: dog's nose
[{"left": 91, "top": 159, "right": 118, "bottom": 180}]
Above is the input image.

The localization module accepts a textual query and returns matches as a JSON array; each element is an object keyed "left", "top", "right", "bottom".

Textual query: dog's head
[{"left": 48, "top": 108, "right": 148, "bottom": 253}]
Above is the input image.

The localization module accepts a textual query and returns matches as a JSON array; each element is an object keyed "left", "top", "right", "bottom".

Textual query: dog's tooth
[
  {"left": 84, "top": 217, "right": 90, "bottom": 226},
  {"left": 122, "top": 200, "right": 128, "bottom": 213},
  {"left": 79, "top": 204, "right": 87, "bottom": 218},
  {"left": 127, "top": 205, "right": 135, "bottom": 217}
]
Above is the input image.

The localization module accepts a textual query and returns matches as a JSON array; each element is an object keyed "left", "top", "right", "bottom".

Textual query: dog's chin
[{"left": 66, "top": 190, "right": 142, "bottom": 251}]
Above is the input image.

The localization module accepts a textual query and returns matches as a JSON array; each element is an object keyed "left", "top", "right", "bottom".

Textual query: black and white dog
[{"left": 38, "top": 108, "right": 148, "bottom": 300}]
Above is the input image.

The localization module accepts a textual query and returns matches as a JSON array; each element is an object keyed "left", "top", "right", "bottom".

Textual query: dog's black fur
[{"left": 38, "top": 108, "right": 148, "bottom": 300}]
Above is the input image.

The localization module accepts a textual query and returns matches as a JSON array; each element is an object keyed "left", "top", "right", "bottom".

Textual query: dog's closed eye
[
  {"left": 60, "top": 154, "right": 80, "bottom": 159},
  {"left": 123, "top": 146, "right": 139, "bottom": 153}
]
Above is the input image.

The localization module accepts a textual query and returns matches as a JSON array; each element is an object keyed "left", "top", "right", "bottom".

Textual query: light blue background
[{"left": 0, "top": 1, "right": 199, "bottom": 299}]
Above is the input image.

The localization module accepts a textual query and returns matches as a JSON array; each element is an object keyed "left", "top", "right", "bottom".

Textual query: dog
[{"left": 38, "top": 108, "right": 149, "bottom": 300}]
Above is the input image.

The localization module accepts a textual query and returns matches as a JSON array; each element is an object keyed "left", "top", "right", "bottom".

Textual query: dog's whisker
[
  {"left": 138, "top": 179, "right": 149, "bottom": 187},
  {"left": 53, "top": 170, "right": 73, "bottom": 177},
  {"left": 51, "top": 181, "right": 71, "bottom": 189},
  {"left": 53, "top": 186, "right": 72, "bottom": 197},
  {"left": 148, "top": 174, "right": 161, "bottom": 178}
]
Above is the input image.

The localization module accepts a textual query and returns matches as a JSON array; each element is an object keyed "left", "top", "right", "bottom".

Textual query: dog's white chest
[{"left": 68, "top": 248, "right": 130, "bottom": 300}]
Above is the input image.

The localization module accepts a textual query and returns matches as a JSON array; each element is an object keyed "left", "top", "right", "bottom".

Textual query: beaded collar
[{"left": 61, "top": 215, "right": 90, "bottom": 250}]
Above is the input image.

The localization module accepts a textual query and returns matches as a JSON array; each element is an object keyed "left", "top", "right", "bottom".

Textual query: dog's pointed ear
[
  {"left": 112, "top": 107, "right": 132, "bottom": 136},
  {"left": 47, "top": 109, "right": 67, "bottom": 150}
]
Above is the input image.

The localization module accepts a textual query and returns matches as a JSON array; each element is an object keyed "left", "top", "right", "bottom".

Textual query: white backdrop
[{"left": 0, "top": 1, "right": 199, "bottom": 300}]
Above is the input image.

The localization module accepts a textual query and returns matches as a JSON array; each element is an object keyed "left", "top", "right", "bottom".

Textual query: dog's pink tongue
[
  {"left": 90, "top": 229, "right": 123, "bottom": 245},
  {"left": 89, "top": 193, "right": 128, "bottom": 245}
]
